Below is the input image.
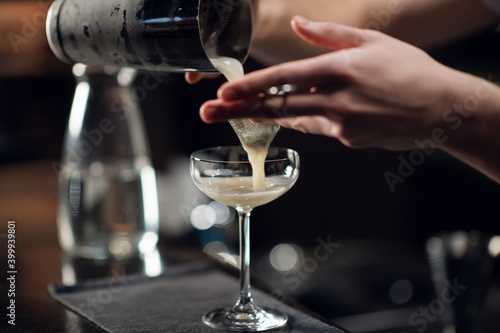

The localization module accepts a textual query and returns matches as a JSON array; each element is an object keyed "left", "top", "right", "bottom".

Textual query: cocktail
[{"left": 190, "top": 146, "right": 300, "bottom": 331}]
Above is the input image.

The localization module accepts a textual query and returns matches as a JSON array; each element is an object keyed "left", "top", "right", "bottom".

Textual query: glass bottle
[{"left": 55, "top": 64, "right": 159, "bottom": 260}]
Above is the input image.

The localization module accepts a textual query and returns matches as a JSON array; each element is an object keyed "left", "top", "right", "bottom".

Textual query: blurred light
[
  {"left": 203, "top": 241, "right": 238, "bottom": 268},
  {"left": 89, "top": 161, "right": 105, "bottom": 176},
  {"left": 61, "top": 261, "right": 77, "bottom": 286},
  {"left": 208, "top": 201, "right": 233, "bottom": 227},
  {"left": 269, "top": 244, "right": 299, "bottom": 272},
  {"left": 117, "top": 67, "right": 136, "bottom": 86},
  {"left": 268, "top": 86, "right": 278, "bottom": 95},
  {"left": 190, "top": 205, "right": 216, "bottom": 230},
  {"left": 204, "top": 241, "right": 229, "bottom": 255},
  {"left": 488, "top": 236, "right": 500, "bottom": 257},
  {"left": 138, "top": 231, "right": 159, "bottom": 254},
  {"left": 388, "top": 279, "right": 413, "bottom": 304},
  {"left": 68, "top": 81, "right": 90, "bottom": 137},
  {"left": 219, "top": 252, "right": 238, "bottom": 268},
  {"left": 72, "top": 63, "right": 86, "bottom": 77},
  {"left": 143, "top": 248, "right": 162, "bottom": 277},
  {"left": 140, "top": 166, "right": 160, "bottom": 232},
  {"left": 426, "top": 237, "right": 443, "bottom": 256},
  {"left": 109, "top": 237, "right": 133, "bottom": 260},
  {"left": 204, "top": 169, "right": 232, "bottom": 176},
  {"left": 450, "top": 231, "right": 468, "bottom": 259}
]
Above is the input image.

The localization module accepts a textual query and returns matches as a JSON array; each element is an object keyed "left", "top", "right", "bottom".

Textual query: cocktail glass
[{"left": 190, "top": 146, "right": 300, "bottom": 331}]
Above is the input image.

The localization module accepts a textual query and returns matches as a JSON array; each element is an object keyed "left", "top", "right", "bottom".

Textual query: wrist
[
  {"left": 438, "top": 74, "right": 500, "bottom": 181},
  {"left": 439, "top": 75, "right": 498, "bottom": 148}
]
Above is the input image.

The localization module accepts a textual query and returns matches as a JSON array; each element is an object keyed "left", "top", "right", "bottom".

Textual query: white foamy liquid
[
  {"left": 196, "top": 177, "right": 292, "bottom": 209},
  {"left": 210, "top": 57, "right": 269, "bottom": 189}
]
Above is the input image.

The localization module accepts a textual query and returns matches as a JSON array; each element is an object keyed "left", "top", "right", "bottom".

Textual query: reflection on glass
[{"left": 61, "top": 248, "right": 162, "bottom": 286}]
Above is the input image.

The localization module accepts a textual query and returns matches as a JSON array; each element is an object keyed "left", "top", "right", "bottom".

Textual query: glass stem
[{"left": 236, "top": 210, "right": 254, "bottom": 309}]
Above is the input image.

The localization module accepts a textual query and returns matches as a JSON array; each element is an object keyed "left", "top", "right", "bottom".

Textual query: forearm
[
  {"left": 439, "top": 75, "right": 500, "bottom": 184},
  {"left": 251, "top": 0, "right": 500, "bottom": 65},
  {"left": 251, "top": 0, "right": 368, "bottom": 65},
  {"left": 379, "top": 0, "right": 500, "bottom": 49}
]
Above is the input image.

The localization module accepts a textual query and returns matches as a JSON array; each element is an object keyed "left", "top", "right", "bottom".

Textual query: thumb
[{"left": 291, "top": 16, "right": 372, "bottom": 50}]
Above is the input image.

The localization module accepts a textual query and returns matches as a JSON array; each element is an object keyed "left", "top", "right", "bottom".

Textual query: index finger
[{"left": 218, "top": 52, "right": 351, "bottom": 101}]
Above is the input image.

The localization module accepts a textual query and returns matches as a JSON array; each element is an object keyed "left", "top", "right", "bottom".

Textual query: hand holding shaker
[{"left": 46, "top": 0, "right": 253, "bottom": 72}]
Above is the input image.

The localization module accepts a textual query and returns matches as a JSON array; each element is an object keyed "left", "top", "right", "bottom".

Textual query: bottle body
[
  {"left": 46, "top": 0, "right": 252, "bottom": 72},
  {"left": 57, "top": 65, "right": 159, "bottom": 260}
]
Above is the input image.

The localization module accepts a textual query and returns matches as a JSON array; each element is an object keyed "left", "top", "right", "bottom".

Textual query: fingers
[
  {"left": 275, "top": 115, "right": 341, "bottom": 137},
  {"left": 216, "top": 18, "right": 369, "bottom": 102},
  {"left": 200, "top": 92, "right": 342, "bottom": 124},
  {"left": 217, "top": 54, "right": 348, "bottom": 102},
  {"left": 185, "top": 72, "right": 202, "bottom": 84},
  {"left": 291, "top": 16, "right": 372, "bottom": 50},
  {"left": 185, "top": 72, "right": 221, "bottom": 84},
  {"left": 200, "top": 95, "right": 342, "bottom": 139}
]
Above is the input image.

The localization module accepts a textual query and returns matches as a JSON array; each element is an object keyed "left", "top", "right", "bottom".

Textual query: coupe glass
[{"left": 190, "top": 146, "right": 300, "bottom": 331}]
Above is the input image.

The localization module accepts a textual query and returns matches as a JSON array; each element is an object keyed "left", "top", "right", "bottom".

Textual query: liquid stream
[{"left": 210, "top": 57, "right": 279, "bottom": 190}]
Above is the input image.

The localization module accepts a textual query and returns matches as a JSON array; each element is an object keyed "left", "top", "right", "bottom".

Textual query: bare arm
[
  {"left": 251, "top": 0, "right": 500, "bottom": 65},
  {"left": 438, "top": 73, "right": 500, "bottom": 184}
]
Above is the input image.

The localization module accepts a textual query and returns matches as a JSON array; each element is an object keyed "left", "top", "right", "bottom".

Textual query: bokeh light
[
  {"left": 269, "top": 243, "right": 299, "bottom": 272},
  {"left": 488, "top": 235, "right": 500, "bottom": 257},
  {"left": 388, "top": 279, "right": 413, "bottom": 304},
  {"left": 190, "top": 201, "right": 234, "bottom": 230},
  {"left": 190, "top": 205, "right": 216, "bottom": 230}
]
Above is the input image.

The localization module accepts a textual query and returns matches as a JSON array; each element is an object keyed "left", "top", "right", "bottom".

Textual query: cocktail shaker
[{"left": 46, "top": 0, "right": 252, "bottom": 72}]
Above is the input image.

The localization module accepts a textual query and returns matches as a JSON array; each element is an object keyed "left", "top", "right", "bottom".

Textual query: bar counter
[{"left": 0, "top": 160, "right": 348, "bottom": 332}]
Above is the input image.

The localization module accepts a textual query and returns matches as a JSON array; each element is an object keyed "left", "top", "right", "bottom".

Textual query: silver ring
[
  {"left": 266, "top": 84, "right": 296, "bottom": 96},
  {"left": 263, "top": 84, "right": 296, "bottom": 117}
]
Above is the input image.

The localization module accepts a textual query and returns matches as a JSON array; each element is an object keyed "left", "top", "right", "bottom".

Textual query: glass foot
[{"left": 202, "top": 306, "right": 288, "bottom": 331}]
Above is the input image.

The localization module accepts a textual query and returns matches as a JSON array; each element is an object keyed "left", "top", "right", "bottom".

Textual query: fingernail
[
  {"left": 293, "top": 16, "right": 310, "bottom": 27},
  {"left": 201, "top": 105, "right": 218, "bottom": 123},
  {"left": 203, "top": 105, "right": 217, "bottom": 116}
]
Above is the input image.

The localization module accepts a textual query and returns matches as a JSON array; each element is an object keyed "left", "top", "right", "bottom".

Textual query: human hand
[
  {"left": 199, "top": 16, "right": 471, "bottom": 151},
  {"left": 185, "top": 72, "right": 220, "bottom": 84}
]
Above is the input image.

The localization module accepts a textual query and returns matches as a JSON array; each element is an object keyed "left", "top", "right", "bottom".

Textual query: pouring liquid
[{"left": 210, "top": 57, "right": 279, "bottom": 189}]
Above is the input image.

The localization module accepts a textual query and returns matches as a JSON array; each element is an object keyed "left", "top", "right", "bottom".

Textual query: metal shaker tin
[{"left": 46, "top": 0, "right": 252, "bottom": 72}]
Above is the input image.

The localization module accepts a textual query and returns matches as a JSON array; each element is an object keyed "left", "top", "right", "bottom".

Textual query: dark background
[{"left": 1, "top": 18, "right": 500, "bottom": 333}]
